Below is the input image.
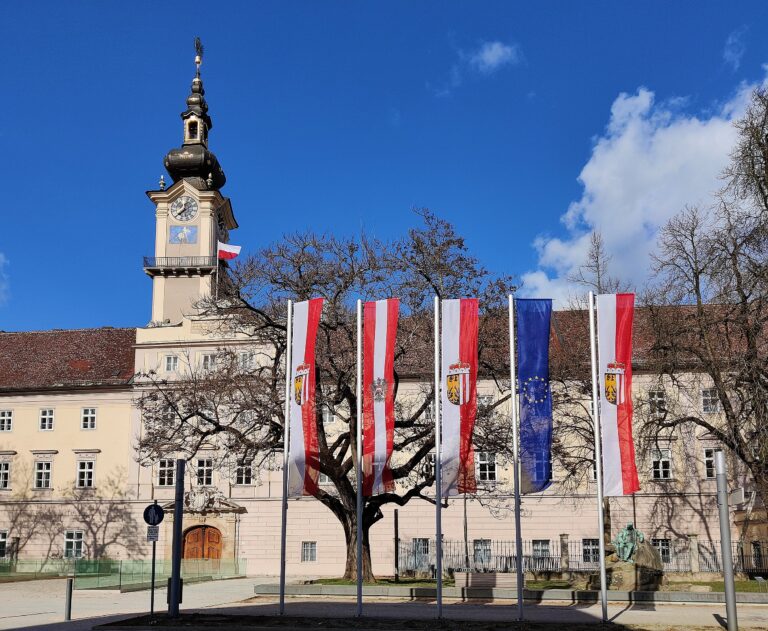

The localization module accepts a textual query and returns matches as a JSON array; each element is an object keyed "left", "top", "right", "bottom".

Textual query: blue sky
[{"left": 1, "top": 1, "right": 767, "bottom": 330}]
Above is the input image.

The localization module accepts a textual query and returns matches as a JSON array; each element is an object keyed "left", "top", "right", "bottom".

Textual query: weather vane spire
[{"left": 194, "top": 36, "right": 204, "bottom": 78}]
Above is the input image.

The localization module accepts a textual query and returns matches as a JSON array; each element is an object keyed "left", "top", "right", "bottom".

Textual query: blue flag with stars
[{"left": 516, "top": 298, "right": 553, "bottom": 493}]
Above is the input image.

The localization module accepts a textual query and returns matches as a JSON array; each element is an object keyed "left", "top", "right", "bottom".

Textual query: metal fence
[{"left": 396, "top": 538, "right": 768, "bottom": 576}]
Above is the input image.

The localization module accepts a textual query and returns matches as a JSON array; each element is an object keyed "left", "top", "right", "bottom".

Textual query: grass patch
[
  {"left": 312, "top": 577, "right": 455, "bottom": 587},
  {"left": 667, "top": 579, "right": 767, "bottom": 593},
  {"left": 526, "top": 580, "right": 572, "bottom": 590}
]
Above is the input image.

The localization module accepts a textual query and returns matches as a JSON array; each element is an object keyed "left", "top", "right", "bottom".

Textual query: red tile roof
[{"left": 0, "top": 327, "right": 136, "bottom": 392}]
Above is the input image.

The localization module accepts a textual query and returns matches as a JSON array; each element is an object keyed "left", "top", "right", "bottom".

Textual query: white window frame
[
  {"left": 321, "top": 404, "right": 335, "bottom": 425},
  {"left": 477, "top": 451, "right": 497, "bottom": 483},
  {"left": 0, "top": 531, "right": 6, "bottom": 558},
  {"left": 77, "top": 460, "right": 95, "bottom": 488},
  {"left": 34, "top": 461, "right": 52, "bottom": 489},
  {"left": 81, "top": 408, "right": 97, "bottom": 430},
  {"left": 582, "top": 538, "right": 600, "bottom": 563},
  {"left": 235, "top": 463, "right": 253, "bottom": 485},
  {"left": 39, "top": 409, "right": 54, "bottom": 431},
  {"left": 648, "top": 389, "right": 667, "bottom": 416},
  {"left": 196, "top": 458, "right": 213, "bottom": 486},
  {"left": 423, "top": 452, "right": 436, "bottom": 480},
  {"left": 0, "top": 462, "right": 9, "bottom": 490},
  {"left": 532, "top": 450, "right": 550, "bottom": 482},
  {"left": 702, "top": 388, "right": 719, "bottom": 414},
  {"left": 704, "top": 447, "right": 716, "bottom": 479},
  {"left": 64, "top": 530, "right": 84, "bottom": 559},
  {"left": 164, "top": 355, "right": 179, "bottom": 373},
  {"left": 157, "top": 459, "right": 175, "bottom": 487},
  {"left": 652, "top": 448, "right": 672, "bottom": 480},
  {"left": 532, "top": 539, "right": 550, "bottom": 558},
  {"left": 301, "top": 541, "right": 317, "bottom": 562},
  {"left": 318, "top": 472, "right": 332, "bottom": 485},
  {"left": 652, "top": 538, "right": 671, "bottom": 563},
  {"left": 0, "top": 410, "right": 12, "bottom": 432},
  {"left": 473, "top": 538, "right": 492, "bottom": 565},
  {"left": 237, "top": 351, "right": 255, "bottom": 371},
  {"left": 200, "top": 353, "right": 217, "bottom": 372}
]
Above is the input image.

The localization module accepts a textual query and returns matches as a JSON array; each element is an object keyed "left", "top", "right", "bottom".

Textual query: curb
[{"left": 253, "top": 583, "right": 768, "bottom": 604}]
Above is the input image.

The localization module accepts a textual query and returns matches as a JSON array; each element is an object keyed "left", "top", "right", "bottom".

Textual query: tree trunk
[{"left": 341, "top": 513, "right": 375, "bottom": 582}]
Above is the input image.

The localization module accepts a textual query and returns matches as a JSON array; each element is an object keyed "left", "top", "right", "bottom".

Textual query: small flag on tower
[{"left": 217, "top": 241, "right": 241, "bottom": 260}]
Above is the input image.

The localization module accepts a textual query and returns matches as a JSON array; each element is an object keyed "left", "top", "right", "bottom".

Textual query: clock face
[{"left": 170, "top": 196, "right": 198, "bottom": 222}]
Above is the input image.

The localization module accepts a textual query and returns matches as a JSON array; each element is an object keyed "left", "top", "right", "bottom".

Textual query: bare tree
[{"left": 136, "top": 209, "right": 515, "bottom": 580}]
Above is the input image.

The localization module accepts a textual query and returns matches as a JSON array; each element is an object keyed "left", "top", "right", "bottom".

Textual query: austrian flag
[
  {"left": 217, "top": 241, "right": 241, "bottom": 260},
  {"left": 362, "top": 299, "right": 399, "bottom": 496},
  {"left": 597, "top": 293, "right": 640, "bottom": 497},
  {"left": 440, "top": 298, "right": 479, "bottom": 495},
  {"left": 287, "top": 298, "right": 323, "bottom": 497}
]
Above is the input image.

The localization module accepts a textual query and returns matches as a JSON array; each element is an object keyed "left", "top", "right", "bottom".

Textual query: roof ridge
[{"left": 0, "top": 326, "right": 137, "bottom": 335}]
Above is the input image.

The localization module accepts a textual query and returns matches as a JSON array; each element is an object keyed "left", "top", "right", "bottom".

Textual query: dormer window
[{"left": 187, "top": 120, "right": 198, "bottom": 140}]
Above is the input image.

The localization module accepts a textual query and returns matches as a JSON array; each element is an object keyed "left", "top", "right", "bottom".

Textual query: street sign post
[{"left": 143, "top": 501, "right": 165, "bottom": 618}]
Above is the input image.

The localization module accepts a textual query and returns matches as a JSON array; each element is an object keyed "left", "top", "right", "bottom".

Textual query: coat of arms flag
[
  {"left": 287, "top": 298, "right": 324, "bottom": 497},
  {"left": 516, "top": 298, "right": 554, "bottom": 494},
  {"left": 440, "top": 298, "right": 479, "bottom": 495},
  {"left": 362, "top": 298, "right": 399, "bottom": 495},
  {"left": 597, "top": 293, "right": 640, "bottom": 496}
]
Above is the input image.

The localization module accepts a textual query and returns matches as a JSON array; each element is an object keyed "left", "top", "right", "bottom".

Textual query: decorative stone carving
[{"left": 161, "top": 488, "right": 246, "bottom": 515}]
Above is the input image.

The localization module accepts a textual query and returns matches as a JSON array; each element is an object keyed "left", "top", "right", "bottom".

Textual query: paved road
[{"left": 0, "top": 578, "right": 767, "bottom": 630}]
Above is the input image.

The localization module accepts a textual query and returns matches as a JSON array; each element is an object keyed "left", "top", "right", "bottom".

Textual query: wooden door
[{"left": 183, "top": 526, "right": 222, "bottom": 559}]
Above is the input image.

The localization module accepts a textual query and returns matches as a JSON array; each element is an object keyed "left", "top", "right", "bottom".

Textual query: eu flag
[{"left": 516, "top": 298, "right": 553, "bottom": 493}]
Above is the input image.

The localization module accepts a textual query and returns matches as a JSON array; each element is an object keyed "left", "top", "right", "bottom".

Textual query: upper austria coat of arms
[
  {"left": 293, "top": 363, "right": 310, "bottom": 406},
  {"left": 446, "top": 361, "right": 471, "bottom": 405}
]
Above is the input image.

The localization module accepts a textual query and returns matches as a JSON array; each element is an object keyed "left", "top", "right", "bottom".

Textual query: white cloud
[
  {"left": 0, "top": 253, "right": 8, "bottom": 306},
  {"left": 469, "top": 41, "right": 521, "bottom": 74},
  {"left": 520, "top": 76, "right": 765, "bottom": 305},
  {"left": 723, "top": 27, "right": 747, "bottom": 71},
  {"left": 434, "top": 40, "right": 522, "bottom": 96}
]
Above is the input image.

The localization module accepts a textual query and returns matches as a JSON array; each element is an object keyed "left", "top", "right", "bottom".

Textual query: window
[
  {"left": 752, "top": 542, "right": 763, "bottom": 569},
  {"left": 702, "top": 388, "right": 719, "bottom": 414},
  {"left": 64, "top": 531, "right": 84, "bottom": 558},
  {"left": 301, "top": 541, "right": 317, "bottom": 562},
  {"left": 235, "top": 464, "right": 252, "bottom": 485},
  {"left": 532, "top": 539, "right": 550, "bottom": 558},
  {"left": 423, "top": 453, "right": 436, "bottom": 479},
  {"left": 318, "top": 472, "right": 331, "bottom": 485},
  {"left": 157, "top": 459, "right": 175, "bottom": 487},
  {"left": 0, "top": 462, "right": 9, "bottom": 490},
  {"left": 648, "top": 389, "right": 667, "bottom": 416},
  {"left": 477, "top": 451, "right": 497, "bottom": 483},
  {"left": 321, "top": 404, "right": 334, "bottom": 425},
  {"left": 201, "top": 353, "right": 216, "bottom": 371},
  {"left": 164, "top": 355, "right": 179, "bottom": 373},
  {"left": 704, "top": 448, "right": 716, "bottom": 479},
  {"left": 532, "top": 450, "right": 550, "bottom": 482},
  {"left": 238, "top": 351, "right": 255, "bottom": 371},
  {"left": 412, "top": 538, "right": 430, "bottom": 566},
  {"left": 477, "top": 395, "right": 493, "bottom": 415},
  {"left": 582, "top": 538, "right": 600, "bottom": 563},
  {"left": 188, "top": 120, "right": 198, "bottom": 140},
  {"left": 81, "top": 408, "right": 96, "bottom": 430},
  {"left": 592, "top": 458, "right": 598, "bottom": 481},
  {"left": 35, "top": 461, "right": 51, "bottom": 489},
  {"left": 196, "top": 458, "right": 213, "bottom": 486},
  {"left": 652, "top": 449, "right": 672, "bottom": 480},
  {"left": 77, "top": 461, "right": 94, "bottom": 488},
  {"left": 473, "top": 539, "right": 492, "bottom": 565},
  {"left": 0, "top": 410, "right": 12, "bottom": 432},
  {"left": 0, "top": 531, "right": 6, "bottom": 558},
  {"left": 39, "top": 409, "right": 54, "bottom": 431},
  {"left": 651, "top": 538, "right": 671, "bottom": 563}
]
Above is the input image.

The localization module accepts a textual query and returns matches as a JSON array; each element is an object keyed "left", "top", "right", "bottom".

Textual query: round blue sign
[{"left": 143, "top": 503, "right": 165, "bottom": 526}]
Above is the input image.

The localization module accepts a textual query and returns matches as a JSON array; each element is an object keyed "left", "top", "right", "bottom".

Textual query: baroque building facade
[{"left": 0, "top": 54, "right": 763, "bottom": 578}]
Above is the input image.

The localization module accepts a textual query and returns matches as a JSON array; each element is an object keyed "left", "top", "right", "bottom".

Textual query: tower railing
[{"left": 143, "top": 256, "right": 217, "bottom": 269}]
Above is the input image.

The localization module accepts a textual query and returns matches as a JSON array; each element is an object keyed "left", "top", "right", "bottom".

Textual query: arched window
[{"left": 188, "top": 120, "right": 198, "bottom": 140}]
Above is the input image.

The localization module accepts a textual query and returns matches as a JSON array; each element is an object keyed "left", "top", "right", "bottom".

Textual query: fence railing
[{"left": 396, "top": 539, "right": 768, "bottom": 576}]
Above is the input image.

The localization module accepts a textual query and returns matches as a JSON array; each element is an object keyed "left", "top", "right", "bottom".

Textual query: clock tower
[{"left": 144, "top": 42, "right": 238, "bottom": 324}]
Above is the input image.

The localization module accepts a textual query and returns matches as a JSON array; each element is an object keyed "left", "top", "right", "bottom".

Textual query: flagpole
[
  {"left": 508, "top": 295, "right": 525, "bottom": 621},
  {"left": 279, "top": 300, "right": 293, "bottom": 616},
  {"left": 355, "top": 299, "right": 364, "bottom": 617},
  {"left": 433, "top": 296, "right": 443, "bottom": 619},
  {"left": 588, "top": 291, "right": 608, "bottom": 623}
]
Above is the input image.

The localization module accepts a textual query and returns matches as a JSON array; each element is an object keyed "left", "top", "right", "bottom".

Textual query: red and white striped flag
[
  {"left": 217, "top": 241, "right": 241, "bottom": 260},
  {"left": 362, "top": 299, "right": 399, "bottom": 495},
  {"left": 440, "top": 298, "right": 479, "bottom": 495},
  {"left": 597, "top": 293, "right": 640, "bottom": 496},
  {"left": 287, "top": 298, "right": 323, "bottom": 497}
]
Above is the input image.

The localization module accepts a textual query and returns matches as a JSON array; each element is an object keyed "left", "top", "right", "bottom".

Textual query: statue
[{"left": 613, "top": 523, "right": 645, "bottom": 563}]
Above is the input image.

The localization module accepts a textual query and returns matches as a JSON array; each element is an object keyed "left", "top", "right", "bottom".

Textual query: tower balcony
[{"left": 143, "top": 256, "right": 218, "bottom": 276}]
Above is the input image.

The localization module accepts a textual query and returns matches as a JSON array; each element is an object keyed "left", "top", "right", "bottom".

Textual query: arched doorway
[{"left": 182, "top": 525, "right": 222, "bottom": 560}]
